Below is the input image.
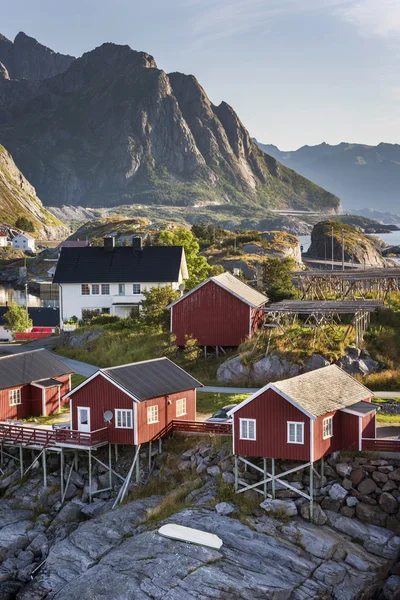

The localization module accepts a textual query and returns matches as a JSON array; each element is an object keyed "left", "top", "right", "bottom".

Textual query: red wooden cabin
[
  {"left": 229, "top": 365, "right": 376, "bottom": 461},
  {"left": 0, "top": 349, "right": 73, "bottom": 420},
  {"left": 169, "top": 272, "right": 268, "bottom": 348},
  {"left": 64, "top": 358, "right": 202, "bottom": 445}
]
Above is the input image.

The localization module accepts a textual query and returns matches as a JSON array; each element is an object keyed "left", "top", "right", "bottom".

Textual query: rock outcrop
[
  {"left": 307, "top": 220, "right": 388, "bottom": 267},
  {"left": 0, "top": 144, "right": 68, "bottom": 239},
  {"left": 0, "top": 32, "right": 74, "bottom": 80},
  {"left": 0, "top": 36, "right": 341, "bottom": 213}
]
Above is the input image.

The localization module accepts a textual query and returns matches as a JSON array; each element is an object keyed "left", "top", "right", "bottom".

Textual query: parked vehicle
[{"left": 206, "top": 404, "right": 236, "bottom": 423}]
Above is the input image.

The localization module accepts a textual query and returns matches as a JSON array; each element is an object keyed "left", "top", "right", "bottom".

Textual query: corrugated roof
[
  {"left": 341, "top": 400, "right": 376, "bottom": 415},
  {"left": 53, "top": 246, "right": 185, "bottom": 284},
  {"left": 0, "top": 349, "right": 72, "bottom": 389},
  {"left": 103, "top": 357, "right": 202, "bottom": 402},
  {"left": 273, "top": 365, "right": 373, "bottom": 417},
  {"left": 169, "top": 272, "right": 267, "bottom": 308}
]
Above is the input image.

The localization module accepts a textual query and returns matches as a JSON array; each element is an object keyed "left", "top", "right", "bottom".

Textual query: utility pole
[{"left": 331, "top": 227, "right": 334, "bottom": 271}]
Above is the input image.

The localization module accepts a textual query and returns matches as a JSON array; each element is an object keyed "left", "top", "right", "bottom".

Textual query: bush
[
  {"left": 15, "top": 216, "right": 35, "bottom": 232},
  {"left": 91, "top": 314, "right": 121, "bottom": 326}
]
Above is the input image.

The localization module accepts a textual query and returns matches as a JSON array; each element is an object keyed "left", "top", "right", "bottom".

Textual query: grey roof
[
  {"left": 341, "top": 401, "right": 377, "bottom": 415},
  {"left": 273, "top": 365, "right": 373, "bottom": 417},
  {"left": 34, "top": 378, "right": 63, "bottom": 388},
  {"left": 169, "top": 271, "right": 267, "bottom": 308},
  {"left": 102, "top": 357, "right": 202, "bottom": 402},
  {"left": 0, "top": 349, "right": 72, "bottom": 390}
]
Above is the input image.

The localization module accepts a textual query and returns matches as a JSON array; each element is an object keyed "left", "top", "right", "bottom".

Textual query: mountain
[
  {"left": 0, "top": 144, "right": 67, "bottom": 238},
  {"left": 0, "top": 34, "right": 340, "bottom": 215},
  {"left": 255, "top": 139, "right": 400, "bottom": 214},
  {"left": 0, "top": 32, "right": 75, "bottom": 81}
]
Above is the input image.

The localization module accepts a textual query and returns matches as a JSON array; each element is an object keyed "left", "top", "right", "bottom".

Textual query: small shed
[
  {"left": 169, "top": 272, "right": 268, "bottom": 348},
  {"left": 0, "top": 349, "right": 73, "bottom": 420},
  {"left": 64, "top": 357, "right": 202, "bottom": 445}
]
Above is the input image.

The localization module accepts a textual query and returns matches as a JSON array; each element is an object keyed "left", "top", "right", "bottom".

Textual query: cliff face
[
  {"left": 0, "top": 144, "right": 67, "bottom": 238},
  {"left": 0, "top": 36, "right": 341, "bottom": 213},
  {"left": 307, "top": 221, "right": 387, "bottom": 267},
  {"left": 0, "top": 32, "right": 75, "bottom": 80}
]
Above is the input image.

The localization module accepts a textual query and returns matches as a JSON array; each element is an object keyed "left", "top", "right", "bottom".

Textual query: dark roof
[
  {"left": 102, "top": 357, "right": 202, "bottom": 402},
  {"left": 57, "top": 240, "right": 89, "bottom": 250},
  {"left": 341, "top": 401, "right": 377, "bottom": 416},
  {"left": 0, "top": 307, "right": 60, "bottom": 328},
  {"left": 33, "top": 378, "right": 63, "bottom": 387},
  {"left": 53, "top": 246, "right": 185, "bottom": 284},
  {"left": 0, "top": 349, "right": 72, "bottom": 390}
]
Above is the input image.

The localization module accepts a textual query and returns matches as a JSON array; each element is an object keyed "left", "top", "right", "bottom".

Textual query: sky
[{"left": 2, "top": 0, "right": 400, "bottom": 149}]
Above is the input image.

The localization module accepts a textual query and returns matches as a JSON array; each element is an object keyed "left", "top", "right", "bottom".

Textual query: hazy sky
[{"left": 2, "top": 0, "right": 400, "bottom": 149}]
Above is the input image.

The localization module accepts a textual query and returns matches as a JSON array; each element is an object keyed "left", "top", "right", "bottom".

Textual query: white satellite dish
[
  {"left": 179, "top": 283, "right": 185, "bottom": 292},
  {"left": 104, "top": 410, "right": 113, "bottom": 423}
]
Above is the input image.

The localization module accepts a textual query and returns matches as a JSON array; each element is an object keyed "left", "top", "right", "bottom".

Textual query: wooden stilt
[
  {"left": 148, "top": 441, "right": 152, "bottom": 472},
  {"left": 88, "top": 448, "right": 92, "bottom": 503},
  {"left": 114, "top": 444, "right": 119, "bottom": 462},
  {"left": 112, "top": 445, "right": 141, "bottom": 508},
  {"left": 60, "top": 449, "right": 64, "bottom": 500},
  {"left": 271, "top": 458, "right": 275, "bottom": 499},
  {"left": 320, "top": 456, "right": 324, "bottom": 480},
  {"left": 74, "top": 450, "right": 78, "bottom": 471},
  {"left": 1, "top": 441, "right": 3, "bottom": 466},
  {"left": 158, "top": 438, "right": 162, "bottom": 454},
  {"left": 19, "top": 445, "right": 23, "bottom": 478},
  {"left": 42, "top": 450, "right": 47, "bottom": 488},
  {"left": 234, "top": 455, "right": 238, "bottom": 491},
  {"left": 108, "top": 443, "right": 112, "bottom": 489},
  {"left": 263, "top": 458, "right": 267, "bottom": 498},
  {"left": 136, "top": 450, "right": 140, "bottom": 483},
  {"left": 309, "top": 463, "right": 314, "bottom": 523}
]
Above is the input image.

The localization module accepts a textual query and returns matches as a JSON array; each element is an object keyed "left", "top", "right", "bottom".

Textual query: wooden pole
[
  {"left": 60, "top": 449, "right": 64, "bottom": 500},
  {"left": 271, "top": 458, "right": 276, "bottom": 499},
  {"left": 234, "top": 455, "right": 238, "bottom": 491},
  {"left": 1, "top": 442, "right": 3, "bottom": 466},
  {"left": 148, "top": 441, "right": 152, "bottom": 472},
  {"left": 320, "top": 456, "right": 324, "bottom": 480},
  {"left": 88, "top": 448, "right": 92, "bottom": 504},
  {"left": 136, "top": 450, "right": 140, "bottom": 483},
  {"left": 42, "top": 449, "right": 47, "bottom": 488},
  {"left": 19, "top": 445, "right": 23, "bottom": 478},
  {"left": 158, "top": 438, "right": 162, "bottom": 454},
  {"left": 108, "top": 443, "right": 112, "bottom": 490},
  {"left": 309, "top": 463, "right": 314, "bottom": 523},
  {"left": 114, "top": 444, "right": 118, "bottom": 462},
  {"left": 263, "top": 458, "right": 267, "bottom": 498}
]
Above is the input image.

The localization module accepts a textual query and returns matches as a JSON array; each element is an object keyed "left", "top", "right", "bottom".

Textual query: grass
[
  {"left": 372, "top": 397, "right": 400, "bottom": 404},
  {"left": 72, "top": 374, "right": 87, "bottom": 388},
  {"left": 196, "top": 392, "right": 249, "bottom": 419},
  {"left": 376, "top": 413, "right": 400, "bottom": 423},
  {"left": 22, "top": 404, "right": 70, "bottom": 426},
  {"left": 216, "top": 478, "right": 260, "bottom": 516}
]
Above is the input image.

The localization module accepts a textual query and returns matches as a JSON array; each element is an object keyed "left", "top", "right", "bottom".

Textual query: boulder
[
  {"left": 207, "top": 466, "right": 221, "bottom": 477},
  {"left": 222, "top": 472, "right": 235, "bottom": 485},
  {"left": 329, "top": 484, "right": 348, "bottom": 501},
  {"left": 358, "top": 478, "right": 377, "bottom": 495},
  {"left": 382, "top": 575, "right": 400, "bottom": 600},
  {"left": 372, "top": 471, "right": 388, "bottom": 484},
  {"left": 355, "top": 502, "right": 387, "bottom": 527},
  {"left": 350, "top": 468, "right": 364, "bottom": 487},
  {"left": 346, "top": 496, "right": 359, "bottom": 508},
  {"left": 379, "top": 493, "right": 399, "bottom": 515},
  {"left": 382, "top": 481, "right": 398, "bottom": 493},
  {"left": 251, "top": 355, "right": 301, "bottom": 382},
  {"left": 260, "top": 498, "right": 298, "bottom": 517},
  {"left": 300, "top": 502, "right": 327, "bottom": 525},
  {"left": 216, "top": 356, "right": 251, "bottom": 383},
  {"left": 68, "top": 470, "right": 85, "bottom": 488},
  {"left": 336, "top": 463, "right": 352, "bottom": 478},
  {"left": 389, "top": 470, "right": 400, "bottom": 482},
  {"left": 303, "top": 354, "right": 330, "bottom": 373},
  {"left": 215, "top": 502, "right": 236, "bottom": 516}
]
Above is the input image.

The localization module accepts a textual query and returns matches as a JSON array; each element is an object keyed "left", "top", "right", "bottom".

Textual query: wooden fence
[
  {"left": 151, "top": 420, "right": 232, "bottom": 441},
  {"left": 0, "top": 423, "right": 108, "bottom": 448},
  {"left": 362, "top": 438, "right": 400, "bottom": 453}
]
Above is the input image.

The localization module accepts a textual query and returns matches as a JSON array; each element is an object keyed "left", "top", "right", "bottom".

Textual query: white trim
[
  {"left": 176, "top": 398, "right": 187, "bottom": 417},
  {"left": 167, "top": 275, "right": 267, "bottom": 310},
  {"left": 227, "top": 382, "right": 316, "bottom": 420},
  {"left": 310, "top": 418, "right": 314, "bottom": 463},
  {"left": 9, "top": 388, "right": 22, "bottom": 406},
  {"left": 115, "top": 408, "right": 133, "bottom": 429},
  {"left": 42, "top": 388, "right": 46, "bottom": 416},
  {"left": 340, "top": 407, "right": 376, "bottom": 417},
  {"left": 77, "top": 406, "right": 91, "bottom": 432},
  {"left": 249, "top": 306, "right": 252, "bottom": 336},
  {"left": 322, "top": 416, "right": 333, "bottom": 440},
  {"left": 287, "top": 421, "right": 304, "bottom": 444},
  {"left": 58, "top": 386, "right": 61, "bottom": 412},
  {"left": 232, "top": 412, "right": 235, "bottom": 454},
  {"left": 147, "top": 405, "right": 159, "bottom": 424},
  {"left": 63, "top": 371, "right": 140, "bottom": 403},
  {"left": 133, "top": 402, "right": 138, "bottom": 445},
  {"left": 170, "top": 305, "right": 173, "bottom": 333},
  {"left": 239, "top": 418, "right": 256, "bottom": 440},
  {"left": 358, "top": 416, "right": 362, "bottom": 451}
]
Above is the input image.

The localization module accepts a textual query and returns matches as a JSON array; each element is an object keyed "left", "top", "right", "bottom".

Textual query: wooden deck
[
  {"left": 151, "top": 419, "right": 232, "bottom": 440},
  {"left": 362, "top": 438, "right": 400, "bottom": 453},
  {"left": 0, "top": 423, "right": 109, "bottom": 449}
]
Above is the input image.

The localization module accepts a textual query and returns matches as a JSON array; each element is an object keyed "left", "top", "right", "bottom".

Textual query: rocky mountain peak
[
  {"left": 0, "top": 62, "right": 9, "bottom": 80},
  {"left": 0, "top": 30, "right": 75, "bottom": 80}
]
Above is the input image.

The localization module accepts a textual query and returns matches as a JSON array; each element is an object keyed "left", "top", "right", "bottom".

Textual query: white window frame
[
  {"left": 287, "top": 421, "right": 304, "bottom": 445},
  {"left": 176, "top": 398, "right": 187, "bottom": 417},
  {"left": 118, "top": 284, "right": 125, "bottom": 296},
  {"left": 9, "top": 388, "right": 21, "bottom": 406},
  {"left": 239, "top": 418, "right": 256, "bottom": 440},
  {"left": 101, "top": 284, "right": 110, "bottom": 295},
  {"left": 132, "top": 284, "right": 141, "bottom": 294},
  {"left": 81, "top": 284, "right": 90, "bottom": 295},
  {"left": 91, "top": 284, "right": 100, "bottom": 295},
  {"left": 115, "top": 409, "right": 133, "bottom": 429},
  {"left": 323, "top": 416, "right": 333, "bottom": 439},
  {"left": 147, "top": 405, "right": 159, "bottom": 424}
]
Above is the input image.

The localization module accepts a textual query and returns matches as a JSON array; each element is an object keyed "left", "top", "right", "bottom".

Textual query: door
[{"left": 77, "top": 407, "right": 91, "bottom": 432}]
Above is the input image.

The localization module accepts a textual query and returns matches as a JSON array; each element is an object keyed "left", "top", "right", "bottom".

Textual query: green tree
[
  {"left": 140, "top": 286, "right": 180, "bottom": 330},
  {"left": 15, "top": 216, "right": 35, "bottom": 232},
  {"left": 262, "top": 257, "right": 297, "bottom": 302},
  {"left": 181, "top": 335, "right": 201, "bottom": 364},
  {"left": 156, "top": 228, "right": 212, "bottom": 289},
  {"left": 4, "top": 303, "right": 33, "bottom": 336}
]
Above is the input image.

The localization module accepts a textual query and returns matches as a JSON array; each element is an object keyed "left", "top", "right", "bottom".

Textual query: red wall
[
  {"left": 0, "top": 385, "right": 32, "bottom": 420},
  {"left": 251, "top": 307, "right": 265, "bottom": 335},
  {"left": 233, "top": 388, "right": 311, "bottom": 461},
  {"left": 313, "top": 411, "right": 343, "bottom": 461},
  {"left": 172, "top": 281, "right": 256, "bottom": 347},
  {"left": 340, "top": 412, "right": 359, "bottom": 451},
  {"left": 362, "top": 412, "right": 376, "bottom": 439},
  {"left": 46, "top": 387, "right": 60, "bottom": 415},
  {"left": 30, "top": 385, "right": 43, "bottom": 416},
  {"left": 70, "top": 373, "right": 196, "bottom": 445}
]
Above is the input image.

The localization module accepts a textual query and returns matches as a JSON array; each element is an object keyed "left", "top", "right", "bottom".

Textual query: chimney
[
  {"left": 104, "top": 237, "right": 115, "bottom": 252},
  {"left": 132, "top": 236, "right": 143, "bottom": 251}
]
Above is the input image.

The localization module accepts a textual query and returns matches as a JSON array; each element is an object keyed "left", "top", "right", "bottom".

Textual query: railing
[
  {"left": 362, "top": 438, "right": 400, "bottom": 453},
  {"left": 151, "top": 420, "right": 232, "bottom": 441},
  {"left": 0, "top": 423, "right": 108, "bottom": 448}
]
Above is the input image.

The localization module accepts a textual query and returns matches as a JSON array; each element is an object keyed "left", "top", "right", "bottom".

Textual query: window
[
  {"left": 132, "top": 284, "right": 141, "bottom": 294},
  {"left": 287, "top": 422, "right": 304, "bottom": 444},
  {"left": 116, "top": 409, "right": 133, "bottom": 429},
  {"left": 91, "top": 284, "right": 100, "bottom": 295},
  {"left": 101, "top": 284, "right": 110, "bottom": 295},
  {"left": 118, "top": 284, "right": 125, "bottom": 296},
  {"left": 239, "top": 418, "right": 256, "bottom": 440},
  {"left": 81, "top": 284, "right": 90, "bottom": 295},
  {"left": 176, "top": 398, "right": 187, "bottom": 417},
  {"left": 323, "top": 416, "right": 333, "bottom": 439},
  {"left": 102, "top": 308, "right": 110, "bottom": 315},
  {"left": 9, "top": 388, "right": 21, "bottom": 406},
  {"left": 147, "top": 405, "right": 159, "bottom": 424}
]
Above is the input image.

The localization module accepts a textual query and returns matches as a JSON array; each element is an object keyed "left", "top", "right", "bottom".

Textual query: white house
[
  {"left": 0, "top": 234, "right": 9, "bottom": 247},
  {"left": 12, "top": 233, "right": 35, "bottom": 252},
  {"left": 53, "top": 237, "right": 188, "bottom": 324}
]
